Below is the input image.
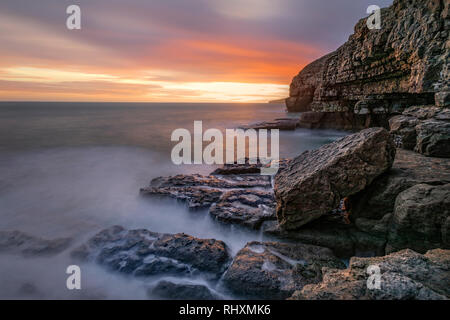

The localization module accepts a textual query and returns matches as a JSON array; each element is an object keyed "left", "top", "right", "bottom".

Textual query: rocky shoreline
[{"left": 0, "top": 0, "right": 448, "bottom": 300}]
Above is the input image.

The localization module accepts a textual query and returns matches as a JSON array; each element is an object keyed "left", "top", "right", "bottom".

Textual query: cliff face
[{"left": 286, "top": 0, "right": 449, "bottom": 113}]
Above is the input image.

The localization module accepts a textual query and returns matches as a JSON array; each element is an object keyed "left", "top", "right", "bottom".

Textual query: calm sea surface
[{"left": 0, "top": 102, "right": 348, "bottom": 299}]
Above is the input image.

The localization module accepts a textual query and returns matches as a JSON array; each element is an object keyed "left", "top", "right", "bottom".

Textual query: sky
[{"left": 0, "top": 0, "right": 393, "bottom": 102}]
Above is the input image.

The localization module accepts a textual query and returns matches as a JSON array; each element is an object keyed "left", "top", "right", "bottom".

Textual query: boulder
[
  {"left": 414, "top": 119, "right": 450, "bottom": 158},
  {"left": 209, "top": 190, "right": 276, "bottom": 229},
  {"left": 149, "top": 280, "right": 219, "bottom": 300},
  {"left": 222, "top": 241, "right": 345, "bottom": 299},
  {"left": 386, "top": 184, "right": 450, "bottom": 254},
  {"left": 389, "top": 115, "right": 419, "bottom": 149},
  {"left": 275, "top": 127, "right": 396, "bottom": 229},
  {"left": 351, "top": 149, "right": 450, "bottom": 221},
  {"left": 71, "top": 226, "right": 232, "bottom": 278},
  {"left": 0, "top": 230, "right": 72, "bottom": 257},
  {"left": 292, "top": 249, "right": 450, "bottom": 300}
]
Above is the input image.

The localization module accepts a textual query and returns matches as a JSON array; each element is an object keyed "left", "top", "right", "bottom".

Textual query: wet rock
[
  {"left": 386, "top": 184, "right": 450, "bottom": 254},
  {"left": 275, "top": 128, "right": 396, "bottom": 229},
  {"left": 0, "top": 230, "right": 72, "bottom": 257},
  {"left": 209, "top": 190, "right": 276, "bottom": 229},
  {"left": 222, "top": 241, "right": 345, "bottom": 299},
  {"left": 241, "top": 118, "right": 299, "bottom": 130},
  {"left": 292, "top": 249, "right": 450, "bottom": 300},
  {"left": 71, "top": 226, "right": 231, "bottom": 278},
  {"left": 140, "top": 173, "right": 271, "bottom": 209},
  {"left": 149, "top": 280, "right": 219, "bottom": 300}
]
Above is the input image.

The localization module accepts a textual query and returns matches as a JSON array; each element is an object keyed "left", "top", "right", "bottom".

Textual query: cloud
[{"left": 0, "top": 0, "right": 393, "bottom": 102}]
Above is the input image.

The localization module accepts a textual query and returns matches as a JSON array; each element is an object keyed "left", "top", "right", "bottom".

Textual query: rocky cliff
[{"left": 286, "top": 0, "right": 449, "bottom": 114}]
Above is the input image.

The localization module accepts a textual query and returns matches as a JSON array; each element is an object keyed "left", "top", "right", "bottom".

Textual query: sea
[{"left": 0, "top": 102, "right": 348, "bottom": 299}]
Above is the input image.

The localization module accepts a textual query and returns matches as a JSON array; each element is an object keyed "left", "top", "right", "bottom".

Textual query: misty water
[{"left": 0, "top": 102, "right": 348, "bottom": 299}]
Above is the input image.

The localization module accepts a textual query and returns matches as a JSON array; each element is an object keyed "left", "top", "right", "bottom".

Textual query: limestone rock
[
  {"left": 351, "top": 149, "right": 450, "bottom": 221},
  {"left": 386, "top": 184, "right": 450, "bottom": 254},
  {"left": 287, "top": 0, "right": 448, "bottom": 114},
  {"left": 275, "top": 128, "right": 395, "bottom": 229},
  {"left": 292, "top": 249, "right": 450, "bottom": 300}
]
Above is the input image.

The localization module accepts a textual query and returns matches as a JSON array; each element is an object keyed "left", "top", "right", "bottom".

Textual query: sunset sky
[{"left": 0, "top": 0, "right": 392, "bottom": 102}]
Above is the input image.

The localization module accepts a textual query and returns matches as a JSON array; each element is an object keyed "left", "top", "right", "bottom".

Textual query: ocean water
[{"left": 0, "top": 102, "right": 348, "bottom": 299}]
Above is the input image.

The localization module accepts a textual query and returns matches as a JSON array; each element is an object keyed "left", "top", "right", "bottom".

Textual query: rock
[
  {"left": 71, "top": 226, "right": 231, "bottom": 278},
  {"left": 298, "top": 111, "right": 389, "bottom": 131},
  {"left": 149, "top": 280, "right": 219, "bottom": 300},
  {"left": 388, "top": 105, "right": 450, "bottom": 158},
  {"left": 292, "top": 249, "right": 450, "bottom": 300},
  {"left": 402, "top": 105, "right": 443, "bottom": 120},
  {"left": 275, "top": 128, "right": 396, "bottom": 229},
  {"left": 389, "top": 115, "right": 419, "bottom": 149},
  {"left": 222, "top": 241, "right": 345, "bottom": 299},
  {"left": 435, "top": 91, "right": 450, "bottom": 107},
  {"left": 210, "top": 159, "right": 262, "bottom": 175},
  {"left": 0, "top": 230, "right": 72, "bottom": 257},
  {"left": 263, "top": 214, "right": 386, "bottom": 258},
  {"left": 147, "top": 174, "right": 271, "bottom": 189},
  {"left": 240, "top": 118, "right": 299, "bottom": 130},
  {"left": 287, "top": 0, "right": 446, "bottom": 114},
  {"left": 386, "top": 184, "right": 450, "bottom": 254},
  {"left": 140, "top": 173, "right": 271, "bottom": 209},
  {"left": 209, "top": 190, "right": 276, "bottom": 229},
  {"left": 351, "top": 149, "right": 450, "bottom": 221},
  {"left": 414, "top": 119, "right": 450, "bottom": 158}
]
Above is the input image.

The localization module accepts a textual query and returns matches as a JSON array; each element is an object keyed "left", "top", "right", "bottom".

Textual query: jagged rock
[
  {"left": 140, "top": 173, "right": 271, "bottom": 209},
  {"left": 0, "top": 230, "right": 71, "bottom": 257},
  {"left": 209, "top": 190, "right": 276, "bottom": 229},
  {"left": 71, "top": 226, "right": 231, "bottom": 278},
  {"left": 386, "top": 184, "right": 450, "bottom": 254},
  {"left": 240, "top": 118, "right": 299, "bottom": 130},
  {"left": 351, "top": 149, "right": 450, "bottom": 221},
  {"left": 222, "top": 241, "right": 345, "bottom": 299},
  {"left": 414, "top": 119, "right": 450, "bottom": 157},
  {"left": 149, "top": 280, "right": 219, "bottom": 300},
  {"left": 287, "top": 0, "right": 447, "bottom": 114},
  {"left": 292, "top": 249, "right": 450, "bottom": 300},
  {"left": 275, "top": 128, "right": 395, "bottom": 229}
]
